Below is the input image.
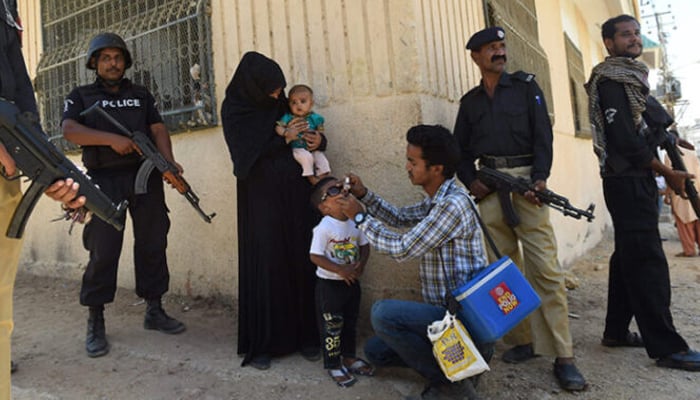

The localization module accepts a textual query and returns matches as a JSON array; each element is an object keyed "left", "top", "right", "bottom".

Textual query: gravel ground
[{"left": 9, "top": 222, "right": 700, "bottom": 400}]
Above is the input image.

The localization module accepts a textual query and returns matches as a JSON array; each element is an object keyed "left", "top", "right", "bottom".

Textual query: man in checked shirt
[{"left": 338, "top": 124, "right": 489, "bottom": 400}]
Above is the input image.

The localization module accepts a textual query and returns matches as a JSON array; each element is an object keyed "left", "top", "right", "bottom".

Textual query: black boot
[
  {"left": 144, "top": 298, "right": 186, "bottom": 334},
  {"left": 86, "top": 305, "right": 109, "bottom": 358}
]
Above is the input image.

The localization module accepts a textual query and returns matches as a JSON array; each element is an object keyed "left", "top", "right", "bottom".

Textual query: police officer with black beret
[
  {"left": 62, "top": 33, "right": 185, "bottom": 358},
  {"left": 453, "top": 27, "right": 587, "bottom": 391}
]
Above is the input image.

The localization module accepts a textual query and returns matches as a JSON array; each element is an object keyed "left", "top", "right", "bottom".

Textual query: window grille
[
  {"left": 564, "top": 33, "right": 591, "bottom": 138},
  {"left": 34, "top": 0, "right": 216, "bottom": 151},
  {"left": 486, "top": 0, "right": 554, "bottom": 121}
]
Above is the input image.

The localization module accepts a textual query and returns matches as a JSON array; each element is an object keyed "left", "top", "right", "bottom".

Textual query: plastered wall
[{"left": 13, "top": 0, "right": 634, "bottom": 307}]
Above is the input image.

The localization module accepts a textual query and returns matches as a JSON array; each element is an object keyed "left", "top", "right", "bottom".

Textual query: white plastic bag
[{"left": 427, "top": 311, "right": 490, "bottom": 382}]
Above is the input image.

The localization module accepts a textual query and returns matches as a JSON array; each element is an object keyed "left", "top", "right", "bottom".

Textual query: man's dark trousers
[
  {"left": 80, "top": 167, "right": 170, "bottom": 306},
  {"left": 602, "top": 174, "right": 688, "bottom": 358}
]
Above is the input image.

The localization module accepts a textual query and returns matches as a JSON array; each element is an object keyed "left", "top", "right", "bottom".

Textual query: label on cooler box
[{"left": 489, "top": 282, "right": 519, "bottom": 315}]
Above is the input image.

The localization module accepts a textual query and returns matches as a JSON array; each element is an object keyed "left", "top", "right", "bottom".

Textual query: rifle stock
[
  {"left": 476, "top": 167, "right": 595, "bottom": 222},
  {"left": 80, "top": 102, "right": 216, "bottom": 223},
  {"left": 0, "top": 99, "right": 127, "bottom": 238},
  {"left": 660, "top": 135, "right": 700, "bottom": 219}
]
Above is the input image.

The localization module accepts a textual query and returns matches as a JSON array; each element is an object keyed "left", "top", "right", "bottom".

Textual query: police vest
[{"left": 76, "top": 82, "right": 154, "bottom": 170}]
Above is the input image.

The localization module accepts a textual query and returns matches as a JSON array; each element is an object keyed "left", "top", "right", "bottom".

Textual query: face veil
[{"left": 221, "top": 52, "right": 289, "bottom": 179}]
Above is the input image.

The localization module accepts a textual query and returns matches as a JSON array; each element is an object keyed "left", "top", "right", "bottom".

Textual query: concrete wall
[
  {"left": 14, "top": 0, "right": 485, "bottom": 305},
  {"left": 538, "top": 0, "right": 639, "bottom": 263},
  {"left": 13, "top": 0, "right": 637, "bottom": 304}
]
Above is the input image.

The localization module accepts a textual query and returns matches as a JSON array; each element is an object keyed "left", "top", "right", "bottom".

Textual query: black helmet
[{"left": 86, "top": 32, "right": 132, "bottom": 70}]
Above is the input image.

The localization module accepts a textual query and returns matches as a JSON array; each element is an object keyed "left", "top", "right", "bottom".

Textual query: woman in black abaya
[{"left": 221, "top": 52, "right": 322, "bottom": 369}]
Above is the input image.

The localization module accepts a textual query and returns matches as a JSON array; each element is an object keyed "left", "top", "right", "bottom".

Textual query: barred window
[
  {"left": 486, "top": 0, "right": 554, "bottom": 121},
  {"left": 34, "top": 0, "right": 216, "bottom": 151},
  {"left": 564, "top": 33, "right": 591, "bottom": 138}
]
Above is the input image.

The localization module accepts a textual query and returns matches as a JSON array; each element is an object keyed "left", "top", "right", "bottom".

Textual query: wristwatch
[{"left": 353, "top": 212, "right": 366, "bottom": 227}]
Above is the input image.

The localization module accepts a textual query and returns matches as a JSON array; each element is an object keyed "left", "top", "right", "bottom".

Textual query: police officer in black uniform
[
  {"left": 453, "top": 27, "right": 587, "bottom": 391},
  {"left": 62, "top": 32, "right": 185, "bottom": 358}
]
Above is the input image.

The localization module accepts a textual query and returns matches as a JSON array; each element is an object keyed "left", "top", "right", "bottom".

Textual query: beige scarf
[{"left": 584, "top": 56, "right": 650, "bottom": 169}]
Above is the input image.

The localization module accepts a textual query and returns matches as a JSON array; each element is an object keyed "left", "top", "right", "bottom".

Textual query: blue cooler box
[{"left": 452, "top": 256, "right": 541, "bottom": 344}]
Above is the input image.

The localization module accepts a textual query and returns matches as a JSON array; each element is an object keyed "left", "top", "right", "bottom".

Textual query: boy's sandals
[
  {"left": 328, "top": 366, "right": 356, "bottom": 387},
  {"left": 343, "top": 357, "right": 375, "bottom": 377}
]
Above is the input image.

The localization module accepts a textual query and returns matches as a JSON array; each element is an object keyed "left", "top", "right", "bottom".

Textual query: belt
[{"left": 479, "top": 155, "right": 534, "bottom": 169}]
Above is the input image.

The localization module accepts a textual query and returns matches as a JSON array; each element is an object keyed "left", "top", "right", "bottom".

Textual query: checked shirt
[{"left": 358, "top": 178, "right": 487, "bottom": 306}]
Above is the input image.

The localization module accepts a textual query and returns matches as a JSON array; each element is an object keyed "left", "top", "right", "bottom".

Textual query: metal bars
[{"left": 35, "top": 0, "right": 216, "bottom": 150}]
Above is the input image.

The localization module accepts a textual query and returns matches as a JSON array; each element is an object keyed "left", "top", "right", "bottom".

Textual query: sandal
[
  {"left": 656, "top": 349, "right": 700, "bottom": 371},
  {"left": 300, "top": 345, "right": 321, "bottom": 362},
  {"left": 343, "top": 357, "right": 375, "bottom": 377},
  {"left": 675, "top": 252, "right": 696, "bottom": 257},
  {"left": 248, "top": 354, "right": 271, "bottom": 370},
  {"left": 601, "top": 331, "right": 644, "bottom": 348},
  {"left": 328, "top": 366, "right": 356, "bottom": 387}
]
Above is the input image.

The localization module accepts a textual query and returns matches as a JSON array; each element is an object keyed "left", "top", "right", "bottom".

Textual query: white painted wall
[{"left": 14, "top": 0, "right": 636, "bottom": 303}]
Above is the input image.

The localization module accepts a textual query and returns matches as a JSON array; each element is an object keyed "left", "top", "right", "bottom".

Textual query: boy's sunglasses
[{"left": 321, "top": 185, "right": 343, "bottom": 202}]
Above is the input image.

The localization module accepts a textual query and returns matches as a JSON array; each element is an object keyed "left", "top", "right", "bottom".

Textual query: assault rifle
[
  {"left": 660, "top": 132, "right": 700, "bottom": 219},
  {"left": 476, "top": 166, "right": 595, "bottom": 226},
  {"left": 80, "top": 102, "right": 216, "bottom": 223},
  {"left": 0, "top": 99, "right": 127, "bottom": 238}
]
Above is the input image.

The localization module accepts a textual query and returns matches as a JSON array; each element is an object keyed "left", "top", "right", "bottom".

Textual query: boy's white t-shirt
[{"left": 310, "top": 215, "right": 369, "bottom": 280}]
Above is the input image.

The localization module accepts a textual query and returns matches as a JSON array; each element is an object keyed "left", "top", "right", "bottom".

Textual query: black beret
[{"left": 466, "top": 27, "right": 505, "bottom": 50}]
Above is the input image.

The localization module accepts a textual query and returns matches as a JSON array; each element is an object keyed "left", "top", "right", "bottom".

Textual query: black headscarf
[{"left": 221, "top": 51, "right": 288, "bottom": 179}]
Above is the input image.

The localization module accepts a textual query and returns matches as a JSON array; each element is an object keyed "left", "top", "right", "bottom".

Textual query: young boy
[
  {"left": 309, "top": 177, "right": 374, "bottom": 387},
  {"left": 276, "top": 84, "right": 331, "bottom": 184}
]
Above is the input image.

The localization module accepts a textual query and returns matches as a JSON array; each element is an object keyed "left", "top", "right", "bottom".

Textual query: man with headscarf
[
  {"left": 221, "top": 52, "right": 325, "bottom": 370},
  {"left": 62, "top": 32, "right": 185, "bottom": 359},
  {"left": 585, "top": 14, "right": 700, "bottom": 371}
]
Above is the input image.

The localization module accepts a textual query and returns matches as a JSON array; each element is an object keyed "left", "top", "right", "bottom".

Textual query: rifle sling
[{"left": 497, "top": 190, "right": 520, "bottom": 228}]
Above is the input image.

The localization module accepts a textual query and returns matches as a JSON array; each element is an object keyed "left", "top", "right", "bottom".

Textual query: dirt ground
[{"left": 9, "top": 221, "right": 700, "bottom": 400}]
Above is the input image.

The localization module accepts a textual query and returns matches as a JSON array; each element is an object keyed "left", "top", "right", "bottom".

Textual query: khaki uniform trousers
[
  {"left": 478, "top": 166, "right": 573, "bottom": 358},
  {"left": 0, "top": 178, "right": 22, "bottom": 400}
]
